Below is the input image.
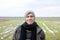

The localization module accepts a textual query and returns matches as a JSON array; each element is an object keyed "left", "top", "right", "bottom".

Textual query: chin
[{"left": 28, "top": 22, "right": 33, "bottom": 24}]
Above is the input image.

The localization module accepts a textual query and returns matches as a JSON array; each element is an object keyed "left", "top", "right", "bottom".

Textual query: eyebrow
[{"left": 26, "top": 15, "right": 34, "bottom": 17}]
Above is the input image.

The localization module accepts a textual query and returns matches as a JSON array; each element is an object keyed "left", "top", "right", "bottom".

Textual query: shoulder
[
  {"left": 15, "top": 25, "right": 22, "bottom": 32},
  {"left": 37, "top": 26, "right": 45, "bottom": 40},
  {"left": 37, "top": 26, "right": 44, "bottom": 34}
]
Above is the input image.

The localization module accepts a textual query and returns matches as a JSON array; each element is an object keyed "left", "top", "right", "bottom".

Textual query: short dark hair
[{"left": 25, "top": 11, "right": 35, "bottom": 18}]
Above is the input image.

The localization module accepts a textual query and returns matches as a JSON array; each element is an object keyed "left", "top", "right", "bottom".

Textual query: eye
[
  {"left": 26, "top": 16, "right": 29, "bottom": 18},
  {"left": 30, "top": 16, "right": 34, "bottom": 17},
  {"left": 26, "top": 15, "right": 34, "bottom": 18}
]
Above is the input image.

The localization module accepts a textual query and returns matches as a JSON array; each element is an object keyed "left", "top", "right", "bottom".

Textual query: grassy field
[{"left": 0, "top": 17, "right": 60, "bottom": 40}]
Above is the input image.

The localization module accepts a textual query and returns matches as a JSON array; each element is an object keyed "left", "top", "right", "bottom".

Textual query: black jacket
[{"left": 12, "top": 25, "right": 45, "bottom": 40}]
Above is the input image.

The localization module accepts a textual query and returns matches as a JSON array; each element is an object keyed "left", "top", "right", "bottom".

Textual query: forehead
[{"left": 27, "top": 13, "right": 33, "bottom": 16}]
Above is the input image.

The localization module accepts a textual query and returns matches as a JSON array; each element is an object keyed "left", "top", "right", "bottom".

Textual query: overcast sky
[{"left": 0, "top": 0, "right": 60, "bottom": 17}]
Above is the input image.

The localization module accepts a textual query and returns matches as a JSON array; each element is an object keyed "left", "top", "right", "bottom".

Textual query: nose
[{"left": 28, "top": 16, "right": 31, "bottom": 19}]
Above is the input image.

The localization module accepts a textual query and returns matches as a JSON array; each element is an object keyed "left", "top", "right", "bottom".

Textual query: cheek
[
  {"left": 29, "top": 18, "right": 34, "bottom": 20},
  {"left": 25, "top": 18, "right": 29, "bottom": 21},
  {"left": 31, "top": 18, "right": 34, "bottom": 21}
]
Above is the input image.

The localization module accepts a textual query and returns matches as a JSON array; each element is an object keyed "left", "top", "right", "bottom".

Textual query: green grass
[{"left": 0, "top": 17, "right": 60, "bottom": 40}]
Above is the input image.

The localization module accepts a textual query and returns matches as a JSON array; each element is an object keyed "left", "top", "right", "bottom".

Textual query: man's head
[{"left": 25, "top": 11, "right": 35, "bottom": 25}]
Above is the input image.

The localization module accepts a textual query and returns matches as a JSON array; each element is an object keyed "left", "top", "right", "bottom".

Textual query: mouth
[{"left": 29, "top": 20, "right": 32, "bottom": 22}]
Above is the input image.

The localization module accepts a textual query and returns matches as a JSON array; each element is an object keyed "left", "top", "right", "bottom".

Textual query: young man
[{"left": 12, "top": 11, "right": 45, "bottom": 40}]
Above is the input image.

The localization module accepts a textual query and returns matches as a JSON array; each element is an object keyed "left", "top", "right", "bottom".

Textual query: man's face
[{"left": 25, "top": 14, "right": 35, "bottom": 24}]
